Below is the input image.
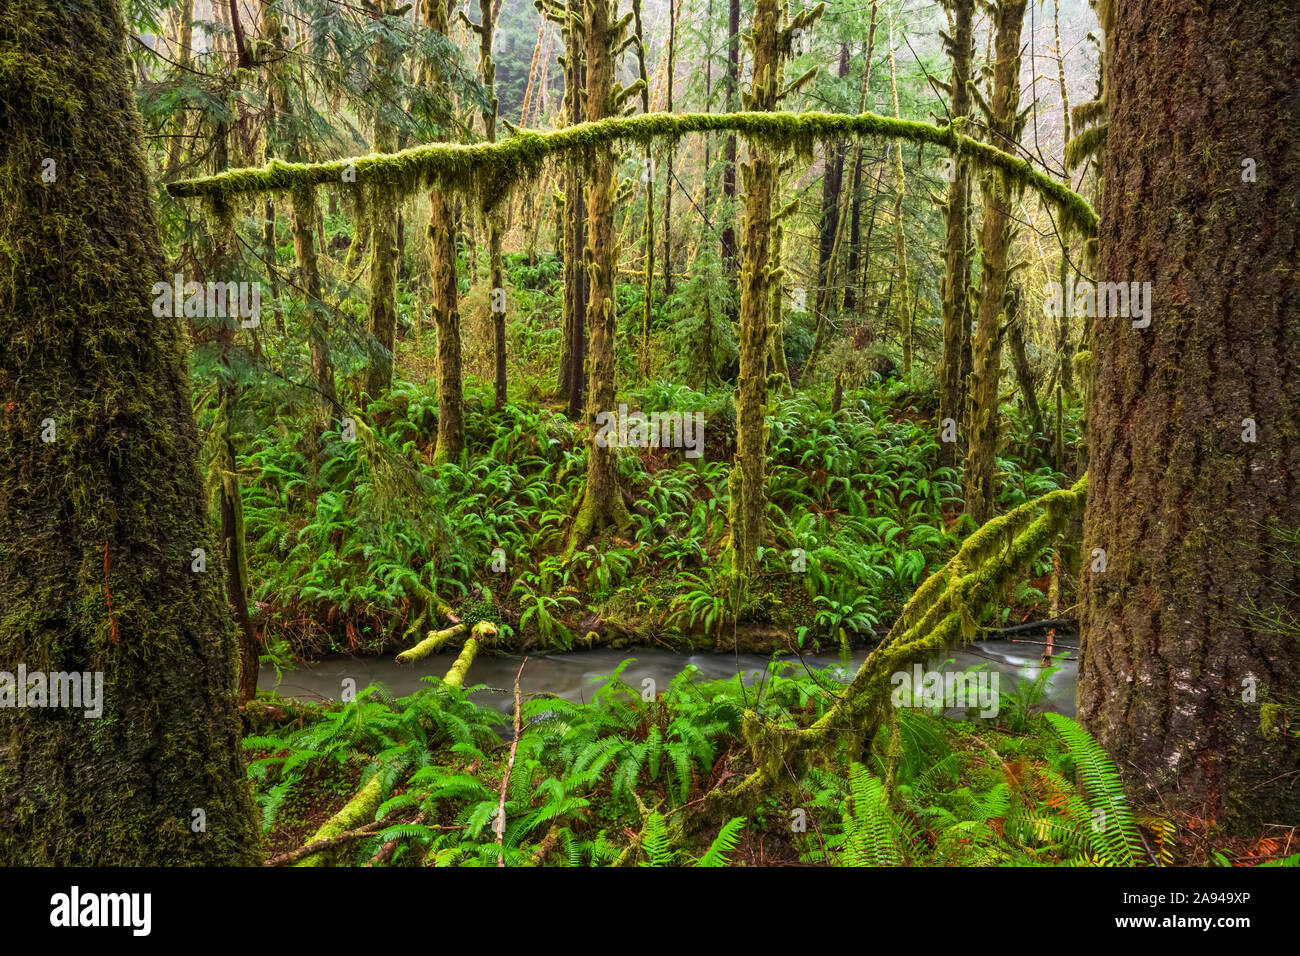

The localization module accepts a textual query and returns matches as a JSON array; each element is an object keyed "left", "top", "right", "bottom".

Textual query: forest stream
[{"left": 259, "top": 638, "right": 1078, "bottom": 721}]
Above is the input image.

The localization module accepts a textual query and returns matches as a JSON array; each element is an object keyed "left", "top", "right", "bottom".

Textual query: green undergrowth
[
  {"left": 241, "top": 657, "right": 1273, "bottom": 867},
  {"left": 235, "top": 371, "right": 1075, "bottom": 665}
]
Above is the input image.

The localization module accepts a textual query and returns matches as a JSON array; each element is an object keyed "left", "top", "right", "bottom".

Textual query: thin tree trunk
[
  {"left": 719, "top": 0, "right": 740, "bottom": 300},
  {"left": 661, "top": 0, "right": 677, "bottom": 301},
  {"left": 964, "top": 0, "right": 1027, "bottom": 524},
  {"left": 568, "top": 0, "right": 632, "bottom": 547},
  {"left": 887, "top": 15, "right": 912, "bottom": 375},
  {"left": 632, "top": 0, "right": 655, "bottom": 378},
  {"left": 938, "top": 0, "right": 974, "bottom": 469}
]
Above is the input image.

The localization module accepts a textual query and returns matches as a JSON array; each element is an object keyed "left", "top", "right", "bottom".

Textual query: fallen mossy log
[
  {"left": 292, "top": 774, "right": 385, "bottom": 868},
  {"left": 166, "top": 111, "right": 1097, "bottom": 239},
  {"left": 395, "top": 622, "right": 467, "bottom": 664},
  {"left": 442, "top": 638, "right": 481, "bottom": 688},
  {"left": 395, "top": 619, "right": 498, "bottom": 667},
  {"left": 271, "top": 816, "right": 388, "bottom": 867},
  {"left": 705, "top": 475, "right": 1089, "bottom": 813}
]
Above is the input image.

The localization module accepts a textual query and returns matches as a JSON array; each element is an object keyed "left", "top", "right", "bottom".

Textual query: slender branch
[
  {"left": 496, "top": 657, "right": 528, "bottom": 867},
  {"left": 267, "top": 818, "right": 388, "bottom": 866}
]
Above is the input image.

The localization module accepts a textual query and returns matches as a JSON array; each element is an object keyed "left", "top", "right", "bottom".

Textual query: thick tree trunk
[
  {"left": 1079, "top": 0, "right": 1300, "bottom": 831},
  {"left": 0, "top": 0, "right": 258, "bottom": 864},
  {"left": 429, "top": 189, "right": 464, "bottom": 462}
]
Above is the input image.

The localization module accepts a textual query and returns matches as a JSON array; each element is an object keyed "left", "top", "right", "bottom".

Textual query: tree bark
[
  {"left": 1079, "top": 0, "right": 1300, "bottom": 831},
  {"left": 0, "top": 0, "right": 258, "bottom": 864},
  {"left": 423, "top": 0, "right": 465, "bottom": 461},
  {"left": 719, "top": 0, "right": 740, "bottom": 295},
  {"left": 964, "top": 0, "right": 1026, "bottom": 525},
  {"left": 363, "top": 1, "right": 404, "bottom": 400},
  {"left": 568, "top": 0, "right": 632, "bottom": 547},
  {"left": 938, "top": 0, "right": 974, "bottom": 470},
  {"left": 727, "top": 0, "right": 780, "bottom": 577}
]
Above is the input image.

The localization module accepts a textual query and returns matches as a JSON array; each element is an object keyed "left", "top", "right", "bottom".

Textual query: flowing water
[{"left": 258, "top": 637, "right": 1077, "bottom": 720}]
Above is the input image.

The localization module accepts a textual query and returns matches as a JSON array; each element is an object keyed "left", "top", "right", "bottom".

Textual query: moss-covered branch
[
  {"left": 293, "top": 774, "right": 384, "bottom": 867},
  {"left": 710, "top": 475, "right": 1088, "bottom": 811},
  {"left": 167, "top": 111, "right": 1097, "bottom": 237},
  {"left": 395, "top": 622, "right": 467, "bottom": 664}
]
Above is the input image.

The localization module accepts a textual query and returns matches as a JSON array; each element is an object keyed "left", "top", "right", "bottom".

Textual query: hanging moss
[{"left": 168, "top": 110, "right": 1098, "bottom": 238}]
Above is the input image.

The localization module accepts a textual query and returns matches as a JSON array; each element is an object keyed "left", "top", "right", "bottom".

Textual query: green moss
[
  {"left": 168, "top": 111, "right": 1098, "bottom": 238},
  {"left": 0, "top": 0, "right": 259, "bottom": 865}
]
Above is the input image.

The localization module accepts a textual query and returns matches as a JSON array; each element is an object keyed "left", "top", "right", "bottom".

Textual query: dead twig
[{"left": 496, "top": 656, "right": 528, "bottom": 866}]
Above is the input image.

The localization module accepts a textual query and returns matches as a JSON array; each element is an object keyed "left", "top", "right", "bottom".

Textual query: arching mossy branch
[
  {"left": 167, "top": 110, "right": 1098, "bottom": 238},
  {"left": 708, "top": 475, "right": 1089, "bottom": 812}
]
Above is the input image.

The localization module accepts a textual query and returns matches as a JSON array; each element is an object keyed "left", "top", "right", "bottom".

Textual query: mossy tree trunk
[
  {"left": 963, "top": 0, "right": 1026, "bottom": 525},
  {"left": 660, "top": 0, "right": 677, "bottom": 302},
  {"left": 726, "top": 0, "right": 780, "bottom": 577},
  {"left": 814, "top": 44, "right": 850, "bottom": 317},
  {"left": 476, "top": 0, "right": 507, "bottom": 410},
  {"left": 568, "top": 0, "right": 633, "bottom": 548},
  {"left": 163, "top": 0, "right": 194, "bottom": 180},
  {"left": 631, "top": 0, "right": 655, "bottom": 379},
  {"left": 263, "top": 2, "right": 335, "bottom": 407},
  {"left": 547, "top": 0, "right": 587, "bottom": 416},
  {"left": 886, "top": 14, "right": 912, "bottom": 375},
  {"left": 0, "top": 0, "right": 258, "bottom": 864},
  {"left": 938, "top": 0, "right": 974, "bottom": 470},
  {"left": 1050, "top": 0, "right": 1074, "bottom": 400},
  {"left": 1079, "top": 0, "right": 1300, "bottom": 832},
  {"left": 719, "top": 0, "right": 739, "bottom": 301},
  {"left": 423, "top": 0, "right": 464, "bottom": 462},
  {"left": 363, "top": 0, "right": 405, "bottom": 401},
  {"left": 825, "top": 7, "right": 878, "bottom": 318}
]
